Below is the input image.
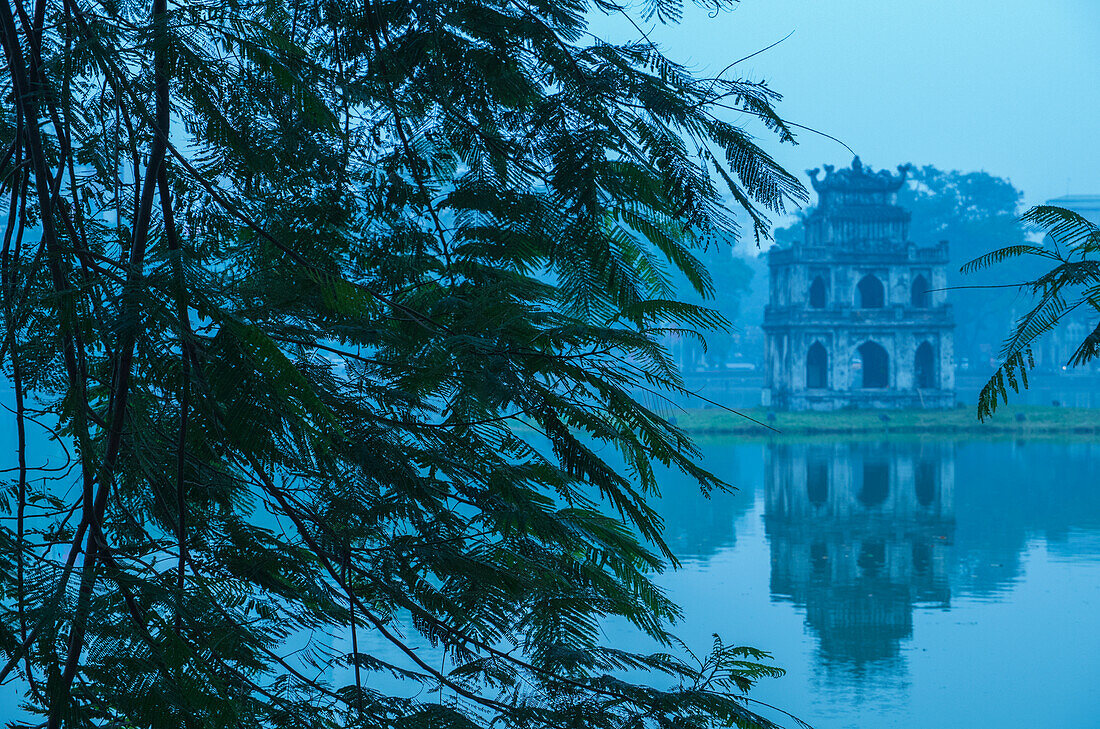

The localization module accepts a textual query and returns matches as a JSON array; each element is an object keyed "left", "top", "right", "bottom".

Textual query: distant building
[
  {"left": 763, "top": 158, "right": 955, "bottom": 410},
  {"left": 1046, "top": 194, "right": 1100, "bottom": 224}
]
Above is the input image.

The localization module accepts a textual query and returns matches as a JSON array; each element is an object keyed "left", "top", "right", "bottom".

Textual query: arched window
[
  {"left": 806, "top": 341, "right": 828, "bottom": 389},
  {"left": 857, "top": 274, "right": 885, "bottom": 308},
  {"left": 911, "top": 274, "right": 931, "bottom": 308},
  {"left": 914, "top": 341, "right": 936, "bottom": 389},
  {"left": 858, "top": 341, "right": 889, "bottom": 388},
  {"left": 807, "top": 461, "right": 828, "bottom": 507},
  {"left": 859, "top": 462, "right": 890, "bottom": 508},
  {"left": 809, "top": 276, "right": 827, "bottom": 308},
  {"left": 915, "top": 460, "right": 936, "bottom": 507}
]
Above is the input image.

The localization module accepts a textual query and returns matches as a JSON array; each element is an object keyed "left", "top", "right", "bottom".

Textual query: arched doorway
[
  {"left": 858, "top": 341, "right": 889, "bottom": 388},
  {"left": 914, "top": 341, "right": 936, "bottom": 389},
  {"left": 858, "top": 462, "right": 890, "bottom": 508},
  {"left": 806, "top": 341, "right": 828, "bottom": 389},
  {"left": 857, "top": 274, "right": 885, "bottom": 308},
  {"left": 807, "top": 460, "right": 828, "bottom": 507},
  {"left": 911, "top": 274, "right": 931, "bottom": 308},
  {"left": 915, "top": 460, "right": 937, "bottom": 507},
  {"left": 809, "top": 276, "right": 827, "bottom": 308}
]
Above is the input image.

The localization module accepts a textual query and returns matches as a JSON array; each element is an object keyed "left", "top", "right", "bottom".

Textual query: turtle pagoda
[{"left": 763, "top": 158, "right": 956, "bottom": 410}]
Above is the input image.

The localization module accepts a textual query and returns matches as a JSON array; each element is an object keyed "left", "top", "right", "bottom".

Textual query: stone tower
[{"left": 763, "top": 158, "right": 955, "bottom": 410}]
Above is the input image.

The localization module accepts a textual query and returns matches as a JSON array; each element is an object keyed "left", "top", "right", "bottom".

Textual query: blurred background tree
[
  {"left": 899, "top": 166, "right": 1030, "bottom": 373},
  {"left": 672, "top": 240, "right": 756, "bottom": 371}
]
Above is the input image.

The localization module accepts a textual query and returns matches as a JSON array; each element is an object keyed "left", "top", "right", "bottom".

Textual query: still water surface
[
  {"left": 616, "top": 438, "right": 1100, "bottom": 729},
  {"left": 3, "top": 438, "right": 1098, "bottom": 727}
]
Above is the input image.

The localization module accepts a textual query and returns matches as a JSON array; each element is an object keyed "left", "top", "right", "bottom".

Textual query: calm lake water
[
  {"left": 3, "top": 437, "right": 1098, "bottom": 727},
  {"left": 612, "top": 438, "right": 1100, "bottom": 729}
]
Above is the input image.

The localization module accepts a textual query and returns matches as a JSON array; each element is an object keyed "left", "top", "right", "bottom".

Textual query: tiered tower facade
[{"left": 763, "top": 158, "right": 955, "bottom": 410}]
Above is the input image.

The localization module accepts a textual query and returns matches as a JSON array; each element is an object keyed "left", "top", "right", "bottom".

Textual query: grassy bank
[{"left": 673, "top": 405, "right": 1100, "bottom": 438}]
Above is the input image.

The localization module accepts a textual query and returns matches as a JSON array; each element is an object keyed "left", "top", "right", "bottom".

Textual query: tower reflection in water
[{"left": 765, "top": 441, "right": 955, "bottom": 672}]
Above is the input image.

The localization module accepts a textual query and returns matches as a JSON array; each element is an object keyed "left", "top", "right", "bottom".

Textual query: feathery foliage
[
  {"left": 0, "top": 0, "right": 807, "bottom": 726},
  {"left": 966, "top": 205, "right": 1100, "bottom": 420}
]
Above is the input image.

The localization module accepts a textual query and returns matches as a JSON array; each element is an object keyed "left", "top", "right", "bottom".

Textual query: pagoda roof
[{"left": 808, "top": 156, "right": 911, "bottom": 195}]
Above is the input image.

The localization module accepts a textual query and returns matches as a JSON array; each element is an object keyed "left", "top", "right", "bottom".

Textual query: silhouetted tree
[
  {"left": 0, "top": 0, "right": 806, "bottom": 727},
  {"left": 965, "top": 206, "right": 1100, "bottom": 419}
]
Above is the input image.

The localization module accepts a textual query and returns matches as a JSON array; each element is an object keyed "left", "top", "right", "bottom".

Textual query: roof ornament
[{"left": 809, "top": 157, "right": 908, "bottom": 194}]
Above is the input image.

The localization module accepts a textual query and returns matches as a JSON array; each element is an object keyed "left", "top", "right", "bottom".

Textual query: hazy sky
[{"left": 591, "top": 0, "right": 1099, "bottom": 214}]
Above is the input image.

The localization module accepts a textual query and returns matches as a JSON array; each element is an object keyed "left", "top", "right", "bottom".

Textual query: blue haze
[{"left": 591, "top": 0, "right": 1100, "bottom": 228}]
